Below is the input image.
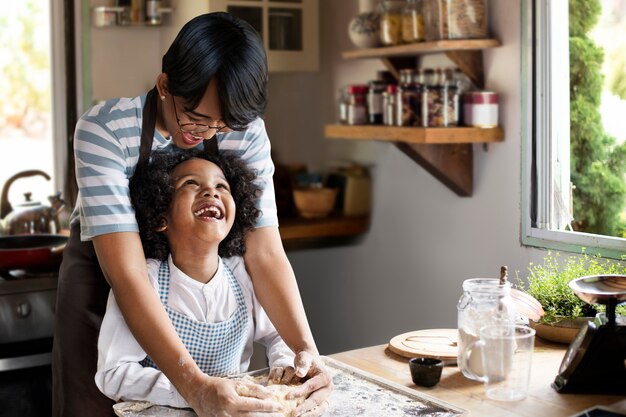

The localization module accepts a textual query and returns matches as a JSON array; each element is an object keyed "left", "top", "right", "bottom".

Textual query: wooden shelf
[
  {"left": 325, "top": 125, "right": 504, "bottom": 144},
  {"left": 326, "top": 39, "right": 503, "bottom": 196},
  {"left": 343, "top": 38, "right": 500, "bottom": 90},
  {"left": 279, "top": 215, "right": 369, "bottom": 250},
  {"left": 342, "top": 39, "right": 501, "bottom": 60}
]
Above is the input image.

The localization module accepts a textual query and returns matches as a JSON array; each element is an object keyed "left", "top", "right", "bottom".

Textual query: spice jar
[
  {"left": 457, "top": 277, "right": 516, "bottom": 380},
  {"left": 367, "top": 80, "right": 386, "bottom": 124},
  {"left": 421, "top": 68, "right": 460, "bottom": 127},
  {"left": 379, "top": 0, "right": 404, "bottom": 46},
  {"left": 396, "top": 68, "right": 422, "bottom": 126},
  {"left": 337, "top": 87, "right": 350, "bottom": 124},
  {"left": 401, "top": 0, "right": 425, "bottom": 43},
  {"left": 383, "top": 84, "right": 398, "bottom": 126},
  {"left": 346, "top": 85, "right": 369, "bottom": 125}
]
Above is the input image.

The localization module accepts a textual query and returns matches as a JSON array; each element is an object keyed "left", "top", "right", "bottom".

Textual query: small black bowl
[{"left": 409, "top": 357, "right": 444, "bottom": 387}]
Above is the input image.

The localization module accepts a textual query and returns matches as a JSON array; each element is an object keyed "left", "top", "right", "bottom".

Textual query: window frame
[{"left": 520, "top": 0, "right": 626, "bottom": 260}]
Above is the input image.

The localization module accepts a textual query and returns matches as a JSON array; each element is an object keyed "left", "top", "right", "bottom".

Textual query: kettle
[{"left": 0, "top": 170, "right": 66, "bottom": 235}]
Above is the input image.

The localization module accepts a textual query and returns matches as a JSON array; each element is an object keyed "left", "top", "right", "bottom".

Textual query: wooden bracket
[
  {"left": 381, "top": 57, "right": 419, "bottom": 79},
  {"left": 394, "top": 143, "right": 473, "bottom": 196},
  {"left": 445, "top": 50, "right": 485, "bottom": 89}
]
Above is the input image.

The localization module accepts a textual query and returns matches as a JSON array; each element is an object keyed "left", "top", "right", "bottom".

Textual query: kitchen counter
[{"left": 330, "top": 338, "right": 626, "bottom": 417}]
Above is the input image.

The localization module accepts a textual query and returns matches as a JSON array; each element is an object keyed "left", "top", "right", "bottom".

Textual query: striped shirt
[{"left": 70, "top": 94, "right": 277, "bottom": 240}]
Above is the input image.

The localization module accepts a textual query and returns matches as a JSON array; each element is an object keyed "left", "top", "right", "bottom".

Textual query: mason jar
[{"left": 457, "top": 278, "right": 516, "bottom": 380}]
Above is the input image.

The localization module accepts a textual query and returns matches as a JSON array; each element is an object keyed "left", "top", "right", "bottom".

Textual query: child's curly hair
[{"left": 129, "top": 149, "right": 261, "bottom": 260}]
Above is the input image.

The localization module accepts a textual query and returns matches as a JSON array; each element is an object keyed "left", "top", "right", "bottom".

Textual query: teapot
[{"left": 0, "top": 170, "right": 66, "bottom": 235}]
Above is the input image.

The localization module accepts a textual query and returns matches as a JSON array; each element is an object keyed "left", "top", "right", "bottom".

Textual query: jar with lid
[
  {"left": 383, "top": 84, "right": 397, "bottom": 126},
  {"left": 445, "top": 0, "right": 489, "bottom": 39},
  {"left": 401, "top": 0, "right": 425, "bottom": 43},
  {"left": 346, "top": 85, "right": 369, "bottom": 125},
  {"left": 463, "top": 91, "right": 498, "bottom": 127},
  {"left": 422, "top": 67, "right": 459, "bottom": 126},
  {"left": 337, "top": 87, "right": 350, "bottom": 124},
  {"left": 457, "top": 277, "right": 516, "bottom": 380},
  {"left": 396, "top": 68, "right": 422, "bottom": 126},
  {"left": 378, "top": 0, "right": 404, "bottom": 46},
  {"left": 367, "top": 80, "right": 386, "bottom": 124}
]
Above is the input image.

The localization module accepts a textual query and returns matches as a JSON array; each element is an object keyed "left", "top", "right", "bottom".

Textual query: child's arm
[{"left": 96, "top": 290, "right": 188, "bottom": 407}]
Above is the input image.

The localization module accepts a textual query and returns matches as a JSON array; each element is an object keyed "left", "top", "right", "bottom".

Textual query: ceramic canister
[
  {"left": 463, "top": 91, "right": 498, "bottom": 128},
  {"left": 348, "top": 0, "right": 381, "bottom": 49}
]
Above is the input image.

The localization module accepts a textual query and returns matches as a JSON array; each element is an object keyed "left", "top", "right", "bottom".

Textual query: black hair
[
  {"left": 130, "top": 149, "right": 261, "bottom": 261},
  {"left": 162, "top": 12, "right": 268, "bottom": 130}
]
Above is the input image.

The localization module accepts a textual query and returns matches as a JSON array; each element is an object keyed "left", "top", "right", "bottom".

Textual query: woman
[{"left": 52, "top": 12, "right": 331, "bottom": 417}]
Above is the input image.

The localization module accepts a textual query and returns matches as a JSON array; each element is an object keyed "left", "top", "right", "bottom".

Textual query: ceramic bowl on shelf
[{"left": 293, "top": 187, "right": 338, "bottom": 219}]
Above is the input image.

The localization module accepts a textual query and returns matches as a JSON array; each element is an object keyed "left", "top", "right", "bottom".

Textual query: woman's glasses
[{"left": 171, "top": 96, "right": 226, "bottom": 136}]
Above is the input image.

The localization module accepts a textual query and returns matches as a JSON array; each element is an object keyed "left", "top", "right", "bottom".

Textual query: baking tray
[{"left": 113, "top": 356, "right": 467, "bottom": 416}]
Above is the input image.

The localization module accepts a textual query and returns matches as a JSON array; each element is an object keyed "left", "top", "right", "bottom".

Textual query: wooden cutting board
[{"left": 388, "top": 329, "right": 458, "bottom": 365}]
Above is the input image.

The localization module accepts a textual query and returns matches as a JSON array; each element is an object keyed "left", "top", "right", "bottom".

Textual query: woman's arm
[
  {"left": 93, "top": 232, "right": 204, "bottom": 398},
  {"left": 243, "top": 226, "right": 317, "bottom": 358},
  {"left": 96, "top": 288, "right": 188, "bottom": 407},
  {"left": 244, "top": 227, "right": 333, "bottom": 417}
]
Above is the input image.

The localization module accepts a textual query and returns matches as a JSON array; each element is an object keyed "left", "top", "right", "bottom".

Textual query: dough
[
  {"left": 236, "top": 376, "right": 304, "bottom": 417},
  {"left": 265, "top": 382, "right": 304, "bottom": 416}
]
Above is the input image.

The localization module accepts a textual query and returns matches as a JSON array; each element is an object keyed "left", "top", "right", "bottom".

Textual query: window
[
  {"left": 0, "top": 1, "right": 69, "bottom": 211},
  {"left": 522, "top": 0, "right": 626, "bottom": 259}
]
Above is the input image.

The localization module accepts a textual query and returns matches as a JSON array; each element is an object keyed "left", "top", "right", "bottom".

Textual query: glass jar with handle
[{"left": 457, "top": 269, "right": 517, "bottom": 380}]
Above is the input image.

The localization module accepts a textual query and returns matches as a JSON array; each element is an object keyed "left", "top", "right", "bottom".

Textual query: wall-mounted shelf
[
  {"left": 342, "top": 39, "right": 500, "bottom": 88},
  {"left": 279, "top": 215, "right": 369, "bottom": 250},
  {"left": 325, "top": 125, "right": 503, "bottom": 144},
  {"left": 326, "top": 39, "right": 503, "bottom": 197}
]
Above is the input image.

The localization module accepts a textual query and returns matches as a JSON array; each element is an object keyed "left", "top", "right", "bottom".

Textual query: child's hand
[
  {"left": 183, "top": 373, "right": 285, "bottom": 417},
  {"left": 268, "top": 365, "right": 299, "bottom": 385}
]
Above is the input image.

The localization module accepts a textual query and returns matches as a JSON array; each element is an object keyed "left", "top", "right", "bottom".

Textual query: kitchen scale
[{"left": 553, "top": 275, "right": 626, "bottom": 394}]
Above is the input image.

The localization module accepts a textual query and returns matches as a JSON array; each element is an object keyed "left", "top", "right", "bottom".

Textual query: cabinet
[
  {"left": 325, "top": 39, "right": 504, "bottom": 196},
  {"left": 163, "top": 0, "right": 319, "bottom": 72}
]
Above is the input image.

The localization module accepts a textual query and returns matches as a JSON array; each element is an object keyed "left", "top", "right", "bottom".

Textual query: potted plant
[{"left": 516, "top": 251, "right": 626, "bottom": 343}]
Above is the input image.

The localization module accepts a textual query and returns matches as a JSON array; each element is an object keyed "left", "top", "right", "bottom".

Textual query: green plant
[
  {"left": 517, "top": 251, "right": 626, "bottom": 324},
  {"left": 569, "top": 0, "right": 626, "bottom": 237}
]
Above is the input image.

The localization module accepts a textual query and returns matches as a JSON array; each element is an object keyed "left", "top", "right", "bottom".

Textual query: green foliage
[
  {"left": 569, "top": 0, "right": 626, "bottom": 237},
  {"left": 569, "top": 37, "right": 604, "bottom": 105},
  {"left": 518, "top": 252, "right": 626, "bottom": 324},
  {"left": 608, "top": 51, "right": 626, "bottom": 100},
  {"left": 569, "top": 0, "right": 601, "bottom": 37}
]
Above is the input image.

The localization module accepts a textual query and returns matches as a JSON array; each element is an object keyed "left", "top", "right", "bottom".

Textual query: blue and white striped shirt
[{"left": 70, "top": 94, "right": 277, "bottom": 241}]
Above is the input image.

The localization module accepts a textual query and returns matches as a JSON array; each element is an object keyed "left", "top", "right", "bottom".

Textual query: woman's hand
[
  {"left": 287, "top": 351, "right": 334, "bottom": 417},
  {"left": 183, "top": 373, "right": 285, "bottom": 417}
]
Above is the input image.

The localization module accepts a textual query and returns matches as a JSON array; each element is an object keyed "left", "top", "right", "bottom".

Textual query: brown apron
[
  {"left": 52, "top": 88, "right": 159, "bottom": 417},
  {"left": 52, "top": 88, "right": 220, "bottom": 416}
]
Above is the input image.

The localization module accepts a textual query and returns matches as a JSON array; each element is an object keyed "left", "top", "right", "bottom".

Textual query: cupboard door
[{"left": 164, "top": 0, "right": 319, "bottom": 72}]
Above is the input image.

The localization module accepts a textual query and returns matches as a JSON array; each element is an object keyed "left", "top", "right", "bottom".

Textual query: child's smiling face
[{"left": 164, "top": 158, "right": 236, "bottom": 248}]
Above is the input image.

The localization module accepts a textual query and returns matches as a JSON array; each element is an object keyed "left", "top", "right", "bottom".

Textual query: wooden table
[{"left": 330, "top": 338, "right": 626, "bottom": 417}]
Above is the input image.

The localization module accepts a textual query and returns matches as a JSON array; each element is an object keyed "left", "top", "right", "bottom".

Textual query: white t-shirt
[{"left": 96, "top": 256, "right": 294, "bottom": 407}]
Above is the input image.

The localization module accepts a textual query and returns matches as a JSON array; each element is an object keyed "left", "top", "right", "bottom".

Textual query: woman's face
[
  {"left": 165, "top": 79, "right": 227, "bottom": 149},
  {"left": 164, "top": 158, "right": 235, "bottom": 250}
]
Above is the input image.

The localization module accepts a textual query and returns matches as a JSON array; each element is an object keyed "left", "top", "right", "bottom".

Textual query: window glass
[
  {"left": 523, "top": 0, "right": 626, "bottom": 259},
  {"left": 0, "top": 1, "right": 55, "bottom": 206}
]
